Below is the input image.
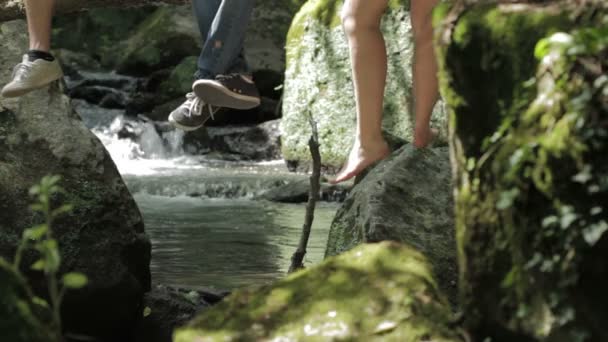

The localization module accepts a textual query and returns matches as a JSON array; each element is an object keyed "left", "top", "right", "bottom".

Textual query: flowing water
[{"left": 74, "top": 95, "right": 338, "bottom": 291}]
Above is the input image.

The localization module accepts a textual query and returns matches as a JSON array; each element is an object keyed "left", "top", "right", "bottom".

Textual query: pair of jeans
[{"left": 192, "top": 0, "right": 255, "bottom": 80}]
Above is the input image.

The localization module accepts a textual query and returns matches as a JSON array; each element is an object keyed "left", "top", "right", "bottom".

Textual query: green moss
[
  {"left": 436, "top": 2, "right": 608, "bottom": 340},
  {"left": 159, "top": 56, "right": 198, "bottom": 98},
  {"left": 175, "top": 242, "right": 458, "bottom": 342}
]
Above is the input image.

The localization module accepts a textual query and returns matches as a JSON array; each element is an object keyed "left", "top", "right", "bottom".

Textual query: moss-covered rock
[
  {"left": 326, "top": 145, "right": 457, "bottom": 303},
  {"left": 0, "top": 259, "right": 57, "bottom": 342},
  {"left": 436, "top": 2, "right": 608, "bottom": 341},
  {"left": 112, "top": 5, "right": 201, "bottom": 75},
  {"left": 51, "top": 6, "right": 157, "bottom": 70},
  {"left": 158, "top": 56, "right": 198, "bottom": 98},
  {"left": 281, "top": 0, "right": 447, "bottom": 167},
  {"left": 174, "top": 242, "right": 460, "bottom": 342}
]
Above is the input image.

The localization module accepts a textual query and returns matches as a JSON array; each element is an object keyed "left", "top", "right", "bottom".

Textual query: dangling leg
[
  {"left": 411, "top": 0, "right": 440, "bottom": 148},
  {"left": 1, "top": 0, "right": 62, "bottom": 98},
  {"left": 332, "top": 0, "right": 391, "bottom": 184}
]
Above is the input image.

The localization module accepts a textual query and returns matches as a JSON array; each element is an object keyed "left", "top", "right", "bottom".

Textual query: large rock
[
  {"left": 0, "top": 21, "right": 150, "bottom": 340},
  {"left": 174, "top": 242, "right": 460, "bottom": 342},
  {"left": 112, "top": 5, "right": 201, "bottom": 75},
  {"left": 436, "top": 2, "right": 608, "bottom": 340},
  {"left": 326, "top": 145, "right": 457, "bottom": 301},
  {"left": 281, "top": 0, "right": 447, "bottom": 167},
  {"left": 0, "top": 259, "right": 57, "bottom": 342},
  {"left": 206, "top": 120, "right": 282, "bottom": 161}
]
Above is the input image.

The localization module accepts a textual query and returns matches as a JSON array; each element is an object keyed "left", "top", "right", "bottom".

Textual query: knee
[{"left": 341, "top": 5, "right": 380, "bottom": 38}]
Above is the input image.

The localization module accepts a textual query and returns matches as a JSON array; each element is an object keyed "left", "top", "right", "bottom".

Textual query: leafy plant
[{"left": 13, "top": 175, "right": 88, "bottom": 332}]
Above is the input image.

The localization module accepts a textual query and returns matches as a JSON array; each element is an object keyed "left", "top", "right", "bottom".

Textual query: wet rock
[
  {"left": 69, "top": 85, "right": 127, "bottom": 109},
  {"left": 206, "top": 120, "right": 281, "bottom": 161},
  {"left": 112, "top": 6, "right": 201, "bottom": 76},
  {"left": 146, "top": 97, "right": 184, "bottom": 122},
  {"left": 132, "top": 285, "right": 229, "bottom": 342},
  {"left": 326, "top": 145, "right": 457, "bottom": 303},
  {"left": 174, "top": 242, "right": 459, "bottom": 341},
  {"left": 0, "top": 20, "right": 150, "bottom": 341},
  {"left": 55, "top": 48, "right": 102, "bottom": 75},
  {"left": 257, "top": 179, "right": 351, "bottom": 203}
]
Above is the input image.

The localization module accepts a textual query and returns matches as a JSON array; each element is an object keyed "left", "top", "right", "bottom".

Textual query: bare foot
[
  {"left": 413, "top": 127, "right": 438, "bottom": 148},
  {"left": 331, "top": 139, "right": 390, "bottom": 184}
]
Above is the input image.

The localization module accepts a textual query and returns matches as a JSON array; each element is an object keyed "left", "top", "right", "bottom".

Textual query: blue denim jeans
[{"left": 192, "top": 0, "right": 255, "bottom": 80}]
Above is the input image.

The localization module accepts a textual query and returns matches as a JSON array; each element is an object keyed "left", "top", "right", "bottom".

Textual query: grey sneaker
[
  {"left": 193, "top": 74, "right": 261, "bottom": 110},
  {"left": 1, "top": 54, "right": 63, "bottom": 98},
  {"left": 168, "top": 92, "right": 219, "bottom": 132}
]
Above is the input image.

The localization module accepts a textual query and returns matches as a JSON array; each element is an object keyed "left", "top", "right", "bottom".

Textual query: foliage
[
  {"left": 13, "top": 176, "right": 88, "bottom": 333},
  {"left": 468, "top": 16, "right": 607, "bottom": 340}
]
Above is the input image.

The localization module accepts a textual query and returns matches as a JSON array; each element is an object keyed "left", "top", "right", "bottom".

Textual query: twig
[{"left": 288, "top": 115, "right": 321, "bottom": 273}]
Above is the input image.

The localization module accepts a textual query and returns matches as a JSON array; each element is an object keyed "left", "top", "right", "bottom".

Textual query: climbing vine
[{"left": 471, "top": 14, "right": 608, "bottom": 339}]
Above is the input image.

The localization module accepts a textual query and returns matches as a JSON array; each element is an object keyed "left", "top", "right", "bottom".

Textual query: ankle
[{"left": 27, "top": 50, "right": 54, "bottom": 62}]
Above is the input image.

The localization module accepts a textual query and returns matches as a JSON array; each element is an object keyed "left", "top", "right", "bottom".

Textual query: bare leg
[
  {"left": 332, "top": 0, "right": 391, "bottom": 184},
  {"left": 25, "top": 0, "right": 55, "bottom": 52},
  {"left": 411, "top": 0, "right": 440, "bottom": 148}
]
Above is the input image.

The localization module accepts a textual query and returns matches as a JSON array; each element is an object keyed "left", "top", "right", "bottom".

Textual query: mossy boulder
[
  {"left": 0, "top": 259, "right": 57, "bottom": 342},
  {"left": 326, "top": 145, "right": 457, "bottom": 303},
  {"left": 436, "top": 2, "right": 608, "bottom": 340},
  {"left": 112, "top": 5, "right": 201, "bottom": 75},
  {"left": 1, "top": 20, "right": 150, "bottom": 340},
  {"left": 158, "top": 56, "right": 198, "bottom": 99},
  {"left": 281, "top": 0, "right": 447, "bottom": 167},
  {"left": 174, "top": 242, "right": 460, "bottom": 342},
  {"left": 52, "top": 6, "right": 157, "bottom": 70}
]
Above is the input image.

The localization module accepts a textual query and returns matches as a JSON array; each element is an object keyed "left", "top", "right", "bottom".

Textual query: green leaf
[
  {"left": 31, "top": 296, "right": 49, "bottom": 308},
  {"left": 62, "top": 273, "right": 88, "bottom": 289},
  {"left": 31, "top": 259, "right": 45, "bottom": 271},
  {"left": 143, "top": 307, "right": 152, "bottom": 317},
  {"left": 542, "top": 216, "right": 558, "bottom": 228},
  {"left": 583, "top": 221, "right": 608, "bottom": 246},
  {"left": 52, "top": 204, "right": 74, "bottom": 217},
  {"left": 497, "top": 188, "right": 520, "bottom": 210},
  {"left": 560, "top": 212, "right": 578, "bottom": 230},
  {"left": 572, "top": 165, "right": 592, "bottom": 184},
  {"left": 23, "top": 225, "right": 48, "bottom": 241},
  {"left": 534, "top": 38, "right": 551, "bottom": 60},
  {"left": 29, "top": 185, "right": 41, "bottom": 196}
]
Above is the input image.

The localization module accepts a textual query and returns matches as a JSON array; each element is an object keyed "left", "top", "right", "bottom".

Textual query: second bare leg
[{"left": 411, "top": 0, "right": 440, "bottom": 148}]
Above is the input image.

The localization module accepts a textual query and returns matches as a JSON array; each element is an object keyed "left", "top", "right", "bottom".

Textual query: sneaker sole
[
  {"left": 1, "top": 77, "right": 63, "bottom": 98},
  {"left": 193, "top": 80, "right": 261, "bottom": 110},
  {"left": 168, "top": 114, "right": 205, "bottom": 132}
]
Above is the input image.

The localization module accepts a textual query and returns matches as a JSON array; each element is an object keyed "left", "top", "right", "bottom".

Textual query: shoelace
[
  {"left": 182, "top": 93, "right": 220, "bottom": 119},
  {"left": 215, "top": 73, "right": 240, "bottom": 82},
  {"left": 12, "top": 62, "right": 32, "bottom": 80}
]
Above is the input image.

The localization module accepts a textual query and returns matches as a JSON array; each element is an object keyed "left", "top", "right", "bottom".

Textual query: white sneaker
[{"left": 1, "top": 54, "right": 63, "bottom": 98}]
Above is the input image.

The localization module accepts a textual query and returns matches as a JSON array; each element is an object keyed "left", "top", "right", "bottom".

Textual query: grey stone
[
  {"left": 326, "top": 145, "right": 457, "bottom": 302},
  {"left": 258, "top": 178, "right": 351, "bottom": 203},
  {"left": 206, "top": 119, "right": 282, "bottom": 161}
]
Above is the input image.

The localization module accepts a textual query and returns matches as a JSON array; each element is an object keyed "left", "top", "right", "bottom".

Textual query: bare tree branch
[
  {"left": 0, "top": 0, "right": 189, "bottom": 22},
  {"left": 288, "top": 115, "right": 321, "bottom": 274}
]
